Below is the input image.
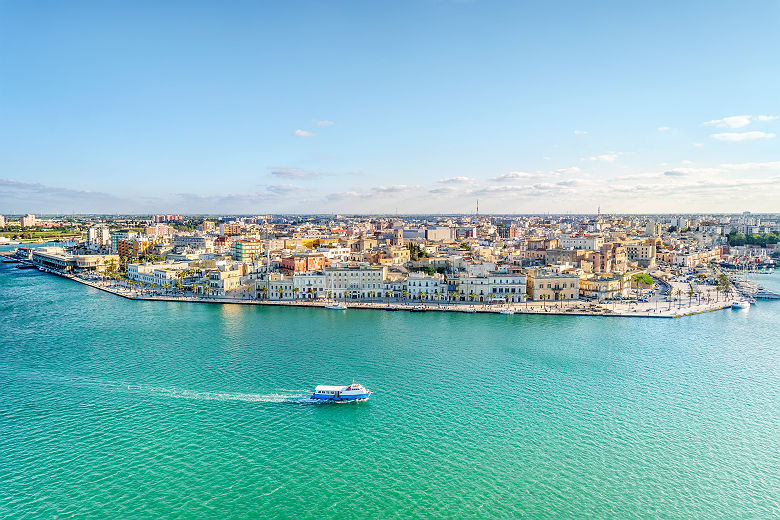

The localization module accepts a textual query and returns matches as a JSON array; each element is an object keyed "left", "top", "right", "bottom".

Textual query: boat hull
[{"left": 310, "top": 393, "right": 371, "bottom": 402}]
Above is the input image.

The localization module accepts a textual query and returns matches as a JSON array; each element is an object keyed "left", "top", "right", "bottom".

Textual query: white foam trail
[{"left": 126, "top": 384, "right": 307, "bottom": 403}]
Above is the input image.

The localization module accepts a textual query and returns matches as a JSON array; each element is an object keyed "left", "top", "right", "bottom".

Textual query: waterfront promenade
[{"left": 49, "top": 269, "right": 735, "bottom": 319}]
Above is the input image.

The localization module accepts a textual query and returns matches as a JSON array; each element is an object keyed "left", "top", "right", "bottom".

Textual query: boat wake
[{"left": 126, "top": 385, "right": 309, "bottom": 403}]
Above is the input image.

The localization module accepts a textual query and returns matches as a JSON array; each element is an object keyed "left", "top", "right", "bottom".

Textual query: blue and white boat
[{"left": 310, "top": 382, "right": 372, "bottom": 402}]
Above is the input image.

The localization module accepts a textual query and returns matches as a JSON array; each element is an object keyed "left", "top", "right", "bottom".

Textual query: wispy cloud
[
  {"left": 583, "top": 153, "right": 620, "bottom": 162},
  {"left": 437, "top": 176, "right": 475, "bottom": 184},
  {"left": 573, "top": 130, "right": 588, "bottom": 135},
  {"left": 293, "top": 129, "right": 315, "bottom": 137},
  {"left": 314, "top": 120, "right": 335, "bottom": 127},
  {"left": 720, "top": 161, "right": 780, "bottom": 170},
  {"left": 702, "top": 115, "right": 777, "bottom": 129},
  {"left": 711, "top": 131, "right": 775, "bottom": 142},
  {"left": 490, "top": 171, "right": 536, "bottom": 182},
  {"left": 268, "top": 167, "right": 322, "bottom": 179},
  {"left": 658, "top": 126, "right": 671, "bottom": 131},
  {"left": 551, "top": 166, "right": 581, "bottom": 175}
]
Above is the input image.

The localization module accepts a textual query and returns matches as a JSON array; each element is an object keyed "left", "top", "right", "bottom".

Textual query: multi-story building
[
  {"left": 87, "top": 225, "right": 111, "bottom": 249},
  {"left": 127, "top": 261, "right": 190, "bottom": 285},
  {"left": 200, "top": 220, "right": 216, "bottom": 233},
  {"left": 111, "top": 231, "right": 138, "bottom": 253},
  {"left": 280, "top": 253, "right": 327, "bottom": 275},
  {"left": 626, "top": 241, "right": 657, "bottom": 268},
  {"left": 173, "top": 234, "right": 215, "bottom": 252},
  {"left": 579, "top": 275, "right": 629, "bottom": 300},
  {"left": 407, "top": 273, "right": 446, "bottom": 300},
  {"left": 322, "top": 264, "right": 387, "bottom": 299},
  {"left": 233, "top": 240, "right": 263, "bottom": 262},
  {"left": 0, "top": 215, "right": 5, "bottom": 228},
  {"left": 219, "top": 222, "right": 241, "bottom": 236},
  {"left": 560, "top": 235, "right": 603, "bottom": 250},
  {"left": 206, "top": 265, "right": 244, "bottom": 295},
  {"left": 526, "top": 271, "right": 580, "bottom": 301},
  {"left": 20, "top": 214, "right": 36, "bottom": 227},
  {"left": 117, "top": 237, "right": 156, "bottom": 259},
  {"left": 497, "top": 226, "right": 521, "bottom": 239}
]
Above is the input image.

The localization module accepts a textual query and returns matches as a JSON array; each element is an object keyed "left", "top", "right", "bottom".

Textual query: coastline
[{"left": 42, "top": 268, "right": 736, "bottom": 319}]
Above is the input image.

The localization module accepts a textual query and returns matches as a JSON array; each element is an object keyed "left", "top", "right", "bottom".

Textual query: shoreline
[{"left": 40, "top": 268, "right": 738, "bottom": 319}]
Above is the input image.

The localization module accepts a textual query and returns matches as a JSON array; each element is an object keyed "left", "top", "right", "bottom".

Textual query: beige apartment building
[{"left": 526, "top": 271, "right": 580, "bottom": 301}]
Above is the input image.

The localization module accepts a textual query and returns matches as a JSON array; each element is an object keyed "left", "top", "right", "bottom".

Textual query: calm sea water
[{"left": 1, "top": 256, "right": 778, "bottom": 519}]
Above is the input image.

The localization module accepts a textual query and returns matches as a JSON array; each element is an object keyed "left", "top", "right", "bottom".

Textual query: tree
[
  {"left": 293, "top": 287, "right": 300, "bottom": 300},
  {"left": 402, "top": 290, "right": 409, "bottom": 303},
  {"left": 524, "top": 293, "right": 531, "bottom": 309}
]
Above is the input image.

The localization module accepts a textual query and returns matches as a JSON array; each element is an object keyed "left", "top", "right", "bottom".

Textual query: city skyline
[{"left": 2, "top": 1, "right": 779, "bottom": 213}]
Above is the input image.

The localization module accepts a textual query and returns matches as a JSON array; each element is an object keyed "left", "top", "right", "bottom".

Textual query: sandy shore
[{"left": 47, "top": 271, "right": 737, "bottom": 319}]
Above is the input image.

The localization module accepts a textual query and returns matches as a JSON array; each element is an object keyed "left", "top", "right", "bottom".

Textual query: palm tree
[
  {"left": 434, "top": 290, "right": 440, "bottom": 306},
  {"left": 278, "top": 287, "right": 284, "bottom": 300},
  {"left": 385, "top": 290, "right": 392, "bottom": 302},
  {"left": 402, "top": 290, "right": 408, "bottom": 303},
  {"left": 524, "top": 293, "right": 531, "bottom": 309},
  {"left": 469, "top": 291, "right": 477, "bottom": 302},
  {"left": 488, "top": 292, "right": 495, "bottom": 304},
  {"left": 175, "top": 279, "right": 183, "bottom": 296},
  {"left": 293, "top": 287, "right": 300, "bottom": 300}
]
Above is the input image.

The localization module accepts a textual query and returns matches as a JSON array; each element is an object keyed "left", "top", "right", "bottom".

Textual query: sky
[{"left": 1, "top": 0, "right": 779, "bottom": 215}]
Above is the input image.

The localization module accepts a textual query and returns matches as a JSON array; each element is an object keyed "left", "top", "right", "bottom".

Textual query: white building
[
  {"left": 407, "top": 273, "right": 445, "bottom": 300},
  {"left": 559, "top": 235, "right": 603, "bottom": 250},
  {"left": 87, "top": 225, "right": 111, "bottom": 249},
  {"left": 323, "top": 264, "right": 387, "bottom": 299},
  {"left": 21, "top": 214, "right": 36, "bottom": 227}
]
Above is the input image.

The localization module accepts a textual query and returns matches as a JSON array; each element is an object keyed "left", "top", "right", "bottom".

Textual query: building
[
  {"left": 322, "top": 264, "right": 387, "bottom": 299},
  {"left": 425, "top": 226, "right": 454, "bottom": 242},
  {"left": 560, "top": 235, "right": 603, "bottom": 250},
  {"left": 626, "top": 241, "right": 657, "bottom": 268},
  {"left": 233, "top": 240, "right": 263, "bottom": 262},
  {"left": 219, "top": 222, "right": 241, "bottom": 236},
  {"left": 117, "top": 237, "right": 156, "bottom": 259},
  {"left": 200, "top": 220, "right": 216, "bottom": 233},
  {"left": 206, "top": 265, "right": 244, "bottom": 295},
  {"left": 280, "top": 253, "right": 327, "bottom": 275},
  {"left": 579, "top": 275, "right": 629, "bottom": 300},
  {"left": 20, "top": 214, "right": 36, "bottom": 227},
  {"left": 407, "top": 273, "right": 446, "bottom": 300},
  {"left": 0, "top": 215, "right": 5, "bottom": 228},
  {"left": 111, "top": 231, "right": 138, "bottom": 253},
  {"left": 526, "top": 271, "right": 580, "bottom": 301},
  {"left": 497, "top": 226, "right": 521, "bottom": 239},
  {"left": 127, "top": 261, "right": 190, "bottom": 285},
  {"left": 87, "top": 225, "right": 111, "bottom": 249}
]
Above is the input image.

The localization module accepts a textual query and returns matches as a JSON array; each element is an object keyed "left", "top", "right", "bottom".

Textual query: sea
[{"left": 1, "top": 245, "right": 778, "bottom": 519}]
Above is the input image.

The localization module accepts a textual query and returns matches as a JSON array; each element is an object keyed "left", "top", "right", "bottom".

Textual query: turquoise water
[{"left": 1, "top": 260, "right": 778, "bottom": 519}]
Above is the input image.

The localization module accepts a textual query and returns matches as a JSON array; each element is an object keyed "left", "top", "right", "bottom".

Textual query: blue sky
[{"left": 1, "top": 0, "right": 779, "bottom": 214}]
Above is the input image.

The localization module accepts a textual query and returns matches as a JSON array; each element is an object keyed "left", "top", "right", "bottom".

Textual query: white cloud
[
  {"left": 314, "top": 120, "right": 335, "bottom": 127},
  {"left": 437, "top": 176, "right": 475, "bottom": 184},
  {"left": 720, "top": 161, "right": 780, "bottom": 170},
  {"left": 490, "top": 171, "right": 536, "bottom": 182},
  {"left": 583, "top": 153, "right": 619, "bottom": 162},
  {"left": 552, "top": 166, "right": 581, "bottom": 175},
  {"left": 703, "top": 115, "right": 752, "bottom": 128},
  {"left": 702, "top": 115, "right": 778, "bottom": 128},
  {"left": 293, "top": 129, "right": 315, "bottom": 137},
  {"left": 658, "top": 126, "right": 671, "bottom": 131},
  {"left": 268, "top": 167, "right": 322, "bottom": 179},
  {"left": 711, "top": 131, "right": 775, "bottom": 142},
  {"left": 573, "top": 130, "right": 588, "bottom": 135}
]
